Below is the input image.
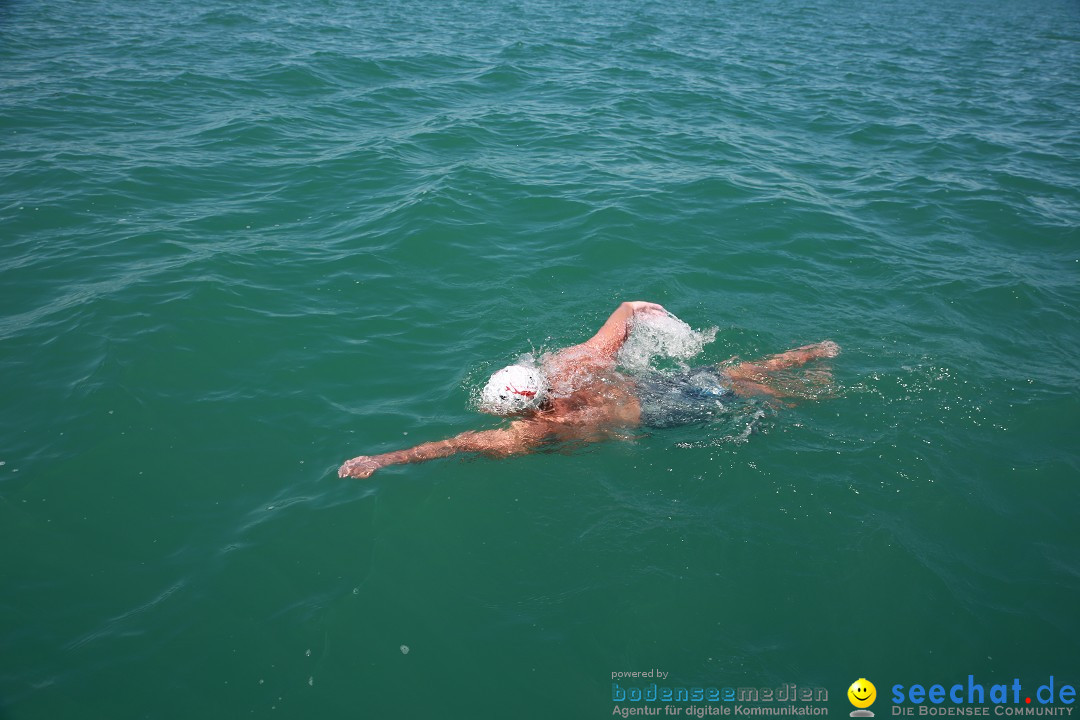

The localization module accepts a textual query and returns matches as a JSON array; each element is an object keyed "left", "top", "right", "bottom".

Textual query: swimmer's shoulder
[{"left": 543, "top": 344, "right": 614, "bottom": 377}]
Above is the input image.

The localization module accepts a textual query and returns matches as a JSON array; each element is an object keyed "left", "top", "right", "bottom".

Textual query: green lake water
[{"left": 2, "top": 0, "right": 1079, "bottom": 717}]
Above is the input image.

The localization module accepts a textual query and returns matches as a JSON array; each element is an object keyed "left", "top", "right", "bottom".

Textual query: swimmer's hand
[
  {"left": 626, "top": 301, "right": 666, "bottom": 315},
  {"left": 339, "top": 455, "right": 381, "bottom": 479}
]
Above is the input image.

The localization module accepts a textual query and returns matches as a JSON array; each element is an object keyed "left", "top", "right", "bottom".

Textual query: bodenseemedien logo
[{"left": 849, "top": 678, "right": 877, "bottom": 717}]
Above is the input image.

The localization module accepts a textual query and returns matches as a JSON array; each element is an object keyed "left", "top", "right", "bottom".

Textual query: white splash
[{"left": 617, "top": 310, "right": 717, "bottom": 374}]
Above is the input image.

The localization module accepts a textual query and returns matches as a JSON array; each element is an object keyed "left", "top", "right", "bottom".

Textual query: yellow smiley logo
[{"left": 848, "top": 678, "right": 877, "bottom": 709}]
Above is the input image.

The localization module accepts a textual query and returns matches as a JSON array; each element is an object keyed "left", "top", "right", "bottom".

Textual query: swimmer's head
[{"left": 479, "top": 365, "right": 548, "bottom": 415}]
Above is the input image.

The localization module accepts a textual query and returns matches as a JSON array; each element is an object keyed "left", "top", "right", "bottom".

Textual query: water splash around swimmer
[{"left": 617, "top": 310, "right": 718, "bottom": 375}]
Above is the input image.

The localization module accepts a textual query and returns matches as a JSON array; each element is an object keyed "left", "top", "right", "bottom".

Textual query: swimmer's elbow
[{"left": 581, "top": 303, "right": 634, "bottom": 355}]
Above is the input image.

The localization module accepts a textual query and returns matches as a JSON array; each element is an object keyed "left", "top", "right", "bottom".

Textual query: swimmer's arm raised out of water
[
  {"left": 562, "top": 301, "right": 666, "bottom": 360},
  {"left": 338, "top": 421, "right": 547, "bottom": 479}
]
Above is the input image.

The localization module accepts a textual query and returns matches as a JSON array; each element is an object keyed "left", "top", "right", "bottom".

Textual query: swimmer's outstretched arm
[{"left": 338, "top": 422, "right": 544, "bottom": 479}]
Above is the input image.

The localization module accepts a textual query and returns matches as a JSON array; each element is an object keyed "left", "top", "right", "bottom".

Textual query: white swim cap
[{"left": 480, "top": 365, "right": 548, "bottom": 415}]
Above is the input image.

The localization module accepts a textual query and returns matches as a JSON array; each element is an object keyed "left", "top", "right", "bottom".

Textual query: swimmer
[{"left": 338, "top": 301, "right": 839, "bottom": 479}]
